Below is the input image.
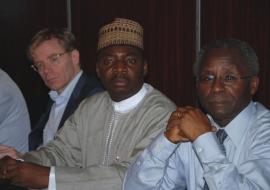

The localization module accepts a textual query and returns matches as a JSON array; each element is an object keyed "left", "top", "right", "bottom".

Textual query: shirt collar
[
  {"left": 208, "top": 101, "right": 255, "bottom": 146},
  {"left": 49, "top": 70, "right": 82, "bottom": 105},
  {"left": 112, "top": 83, "right": 149, "bottom": 113}
]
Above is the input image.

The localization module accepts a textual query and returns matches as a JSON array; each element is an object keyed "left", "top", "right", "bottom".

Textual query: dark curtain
[
  {"left": 0, "top": 0, "right": 67, "bottom": 126},
  {"left": 72, "top": 0, "right": 270, "bottom": 108},
  {"left": 2, "top": 0, "right": 270, "bottom": 125},
  {"left": 201, "top": 0, "right": 270, "bottom": 107},
  {"left": 71, "top": 0, "right": 197, "bottom": 106}
]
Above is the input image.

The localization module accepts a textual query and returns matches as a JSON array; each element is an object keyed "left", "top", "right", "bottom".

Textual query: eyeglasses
[
  {"left": 197, "top": 74, "right": 252, "bottom": 86},
  {"left": 31, "top": 50, "right": 72, "bottom": 72}
]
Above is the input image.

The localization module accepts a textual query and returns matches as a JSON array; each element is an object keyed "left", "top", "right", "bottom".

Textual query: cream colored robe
[{"left": 23, "top": 85, "right": 176, "bottom": 190}]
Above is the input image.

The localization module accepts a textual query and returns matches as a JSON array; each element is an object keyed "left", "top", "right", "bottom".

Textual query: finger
[
  {"left": 0, "top": 166, "right": 8, "bottom": 179},
  {"left": 183, "top": 106, "right": 197, "bottom": 116},
  {"left": 174, "top": 111, "right": 183, "bottom": 120},
  {"left": 165, "top": 127, "right": 190, "bottom": 143},
  {"left": 0, "top": 147, "right": 14, "bottom": 152},
  {"left": 0, "top": 150, "right": 13, "bottom": 156},
  {"left": 167, "top": 118, "right": 182, "bottom": 129},
  {"left": 4, "top": 161, "right": 20, "bottom": 182},
  {"left": 177, "top": 106, "right": 194, "bottom": 114},
  {"left": 0, "top": 145, "right": 11, "bottom": 150},
  {"left": 179, "top": 137, "right": 190, "bottom": 142},
  {"left": 0, "top": 152, "right": 18, "bottom": 160},
  {"left": 5, "top": 157, "right": 17, "bottom": 165},
  {"left": 6, "top": 166, "right": 18, "bottom": 181},
  {"left": 176, "top": 107, "right": 196, "bottom": 118},
  {"left": 0, "top": 154, "right": 6, "bottom": 159},
  {"left": 170, "top": 110, "right": 185, "bottom": 121},
  {"left": 184, "top": 106, "right": 195, "bottom": 110},
  {"left": 7, "top": 152, "right": 21, "bottom": 160},
  {"left": 176, "top": 107, "right": 187, "bottom": 113},
  {"left": 211, "top": 126, "right": 217, "bottom": 132},
  {"left": 168, "top": 112, "right": 179, "bottom": 121},
  {"left": 164, "top": 128, "right": 181, "bottom": 143},
  {"left": 6, "top": 162, "right": 19, "bottom": 172},
  {"left": 0, "top": 147, "right": 16, "bottom": 153}
]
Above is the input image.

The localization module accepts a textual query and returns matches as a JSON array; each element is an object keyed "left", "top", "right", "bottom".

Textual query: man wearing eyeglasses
[
  {"left": 124, "top": 39, "right": 270, "bottom": 190},
  {"left": 27, "top": 28, "right": 103, "bottom": 151},
  {"left": 0, "top": 28, "right": 103, "bottom": 157}
]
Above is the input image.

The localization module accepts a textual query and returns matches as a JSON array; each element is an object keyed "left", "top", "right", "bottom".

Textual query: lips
[
  {"left": 45, "top": 77, "right": 58, "bottom": 85},
  {"left": 209, "top": 102, "right": 228, "bottom": 109},
  {"left": 205, "top": 94, "right": 231, "bottom": 107},
  {"left": 112, "top": 77, "right": 129, "bottom": 87},
  {"left": 47, "top": 77, "right": 56, "bottom": 82},
  {"left": 206, "top": 98, "right": 232, "bottom": 112},
  {"left": 208, "top": 99, "right": 228, "bottom": 104}
]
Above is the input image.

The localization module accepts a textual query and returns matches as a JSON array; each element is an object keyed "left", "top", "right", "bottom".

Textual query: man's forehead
[
  {"left": 201, "top": 48, "right": 247, "bottom": 69},
  {"left": 98, "top": 45, "right": 142, "bottom": 56}
]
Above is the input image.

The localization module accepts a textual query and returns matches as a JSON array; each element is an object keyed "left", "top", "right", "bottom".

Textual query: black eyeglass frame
[{"left": 196, "top": 75, "right": 253, "bottom": 85}]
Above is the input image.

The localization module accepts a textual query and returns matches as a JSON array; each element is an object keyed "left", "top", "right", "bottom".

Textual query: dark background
[{"left": 0, "top": 0, "right": 269, "bottom": 127}]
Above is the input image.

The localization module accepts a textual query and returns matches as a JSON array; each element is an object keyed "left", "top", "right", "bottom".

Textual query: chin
[
  {"left": 49, "top": 85, "right": 62, "bottom": 92},
  {"left": 210, "top": 110, "right": 232, "bottom": 123}
]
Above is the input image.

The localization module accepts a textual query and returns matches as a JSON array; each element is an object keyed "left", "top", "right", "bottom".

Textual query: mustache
[
  {"left": 207, "top": 97, "right": 229, "bottom": 103},
  {"left": 111, "top": 74, "right": 129, "bottom": 82},
  {"left": 205, "top": 92, "right": 229, "bottom": 101}
]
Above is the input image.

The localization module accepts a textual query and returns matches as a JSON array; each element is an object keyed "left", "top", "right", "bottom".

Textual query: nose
[
  {"left": 39, "top": 63, "right": 53, "bottom": 74},
  {"left": 112, "top": 60, "right": 127, "bottom": 73},
  {"left": 211, "top": 77, "right": 225, "bottom": 93}
]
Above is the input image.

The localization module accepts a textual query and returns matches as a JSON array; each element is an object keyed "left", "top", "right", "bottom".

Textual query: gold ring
[{"left": 176, "top": 112, "right": 182, "bottom": 119}]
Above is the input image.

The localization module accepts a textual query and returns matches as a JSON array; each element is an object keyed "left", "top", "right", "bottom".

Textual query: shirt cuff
[
  {"left": 144, "top": 133, "right": 179, "bottom": 162},
  {"left": 48, "top": 166, "right": 56, "bottom": 190},
  {"left": 193, "top": 132, "right": 225, "bottom": 163}
]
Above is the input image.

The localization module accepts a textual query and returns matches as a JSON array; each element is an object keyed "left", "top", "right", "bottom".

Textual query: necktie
[
  {"left": 215, "top": 129, "right": 228, "bottom": 153},
  {"left": 203, "top": 129, "right": 228, "bottom": 190}
]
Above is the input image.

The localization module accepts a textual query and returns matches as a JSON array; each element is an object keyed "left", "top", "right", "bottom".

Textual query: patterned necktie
[{"left": 203, "top": 129, "right": 228, "bottom": 190}]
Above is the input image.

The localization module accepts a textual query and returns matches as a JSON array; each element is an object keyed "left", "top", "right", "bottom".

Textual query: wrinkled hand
[
  {"left": 0, "top": 156, "right": 50, "bottom": 189},
  {"left": 165, "top": 110, "right": 189, "bottom": 144},
  {"left": 0, "top": 145, "right": 22, "bottom": 159},
  {"left": 165, "top": 106, "right": 215, "bottom": 143}
]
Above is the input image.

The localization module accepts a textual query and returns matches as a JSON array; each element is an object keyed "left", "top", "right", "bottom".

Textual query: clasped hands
[
  {"left": 0, "top": 156, "right": 50, "bottom": 189},
  {"left": 165, "top": 106, "right": 216, "bottom": 144}
]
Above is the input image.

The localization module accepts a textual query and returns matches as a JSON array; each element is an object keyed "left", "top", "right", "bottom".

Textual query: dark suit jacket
[{"left": 29, "top": 72, "right": 103, "bottom": 150}]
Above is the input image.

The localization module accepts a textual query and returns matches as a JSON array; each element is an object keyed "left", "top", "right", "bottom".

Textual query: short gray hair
[
  {"left": 27, "top": 28, "right": 77, "bottom": 61},
  {"left": 193, "top": 38, "right": 259, "bottom": 77}
]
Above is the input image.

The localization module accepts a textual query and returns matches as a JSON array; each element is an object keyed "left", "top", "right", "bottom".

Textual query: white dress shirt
[
  {"left": 124, "top": 101, "right": 270, "bottom": 190},
  {"left": 43, "top": 71, "right": 82, "bottom": 144},
  {"left": 45, "top": 71, "right": 82, "bottom": 190}
]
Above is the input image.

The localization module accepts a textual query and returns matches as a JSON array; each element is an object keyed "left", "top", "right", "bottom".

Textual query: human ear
[
  {"left": 71, "top": 49, "right": 80, "bottom": 65},
  {"left": 96, "top": 64, "right": 100, "bottom": 78},
  {"left": 143, "top": 61, "right": 148, "bottom": 76},
  {"left": 250, "top": 76, "right": 259, "bottom": 95}
]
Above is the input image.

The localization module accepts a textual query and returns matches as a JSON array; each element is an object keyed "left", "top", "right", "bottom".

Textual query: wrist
[
  {"left": 35, "top": 166, "right": 50, "bottom": 188},
  {"left": 164, "top": 131, "right": 180, "bottom": 144}
]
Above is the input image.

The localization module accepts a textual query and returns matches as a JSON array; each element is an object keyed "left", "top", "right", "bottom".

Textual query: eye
[
  {"left": 198, "top": 75, "right": 215, "bottom": 83},
  {"left": 224, "top": 75, "right": 237, "bottom": 81},
  {"left": 102, "top": 57, "right": 114, "bottom": 66},
  {"left": 35, "top": 62, "right": 44, "bottom": 71},
  {"left": 49, "top": 55, "right": 60, "bottom": 64},
  {"left": 125, "top": 56, "right": 136, "bottom": 65}
]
